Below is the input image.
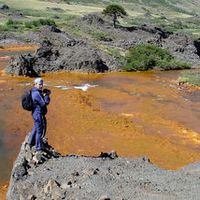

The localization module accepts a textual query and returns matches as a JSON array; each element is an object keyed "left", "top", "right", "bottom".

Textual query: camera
[{"left": 43, "top": 88, "right": 51, "bottom": 96}]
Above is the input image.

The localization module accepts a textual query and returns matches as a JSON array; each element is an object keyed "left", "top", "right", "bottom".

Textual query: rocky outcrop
[
  {"left": 5, "top": 26, "right": 115, "bottom": 77},
  {"left": 81, "top": 14, "right": 200, "bottom": 66},
  {"left": 7, "top": 136, "right": 200, "bottom": 200},
  {"left": 0, "top": 4, "right": 9, "bottom": 10},
  {"left": 6, "top": 54, "right": 39, "bottom": 77},
  {"left": 82, "top": 13, "right": 105, "bottom": 26},
  {"left": 7, "top": 135, "right": 60, "bottom": 200},
  {"left": 162, "top": 32, "right": 200, "bottom": 66}
]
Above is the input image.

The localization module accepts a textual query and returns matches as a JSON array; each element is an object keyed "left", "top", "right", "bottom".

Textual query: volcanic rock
[
  {"left": 6, "top": 135, "right": 200, "bottom": 200},
  {"left": 0, "top": 4, "right": 9, "bottom": 10},
  {"left": 5, "top": 26, "right": 111, "bottom": 76}
]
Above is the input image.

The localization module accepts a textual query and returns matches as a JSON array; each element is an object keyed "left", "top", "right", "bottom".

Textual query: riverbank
[{"left": 7, "top": 137, "right": 200, "bottom": 200}]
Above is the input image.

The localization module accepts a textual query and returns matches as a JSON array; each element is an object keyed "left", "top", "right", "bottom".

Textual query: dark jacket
[{"left": 31, "top": 87, "right": 50, "bottom": 116}]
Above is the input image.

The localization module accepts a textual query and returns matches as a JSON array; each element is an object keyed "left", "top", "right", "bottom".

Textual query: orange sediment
[
  {"left": 0, "top": 183, "right": 8, "bottom": 200},
  {"left": 1, "top": 71, "right": 200, "bottom": 171},
  {"left": 45, "top": 87, "right": 200, "bottom": 170},
  {"left": 0, "top": 44, "right": 38, "bottom": 52}
]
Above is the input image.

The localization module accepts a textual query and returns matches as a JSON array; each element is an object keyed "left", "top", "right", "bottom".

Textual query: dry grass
[
  {"left": 0, "top": 0, "right": 197, "bottom": 20},
  {"left": 0, "top": 0, "right": 104, "bottom": 16}
]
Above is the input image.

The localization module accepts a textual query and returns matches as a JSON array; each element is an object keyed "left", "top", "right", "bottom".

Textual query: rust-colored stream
[{"left": 1, "top": 45, "right": 200, "bottom": 199}]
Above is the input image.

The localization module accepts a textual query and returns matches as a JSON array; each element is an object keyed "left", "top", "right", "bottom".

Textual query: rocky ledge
[{"left": 7, "top": 136, "right": 200, "bottom": 200}]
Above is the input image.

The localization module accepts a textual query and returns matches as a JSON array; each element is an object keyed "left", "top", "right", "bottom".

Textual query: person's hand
[{"left": 43, "top": 88, "right": 51, "bottom": 96}]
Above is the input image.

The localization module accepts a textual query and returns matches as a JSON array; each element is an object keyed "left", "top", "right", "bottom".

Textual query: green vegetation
[
  {"left": 123, "top": 44, "right": 191, "bottom": 71},
  {"left": 0, "top": 19, "right": 23, "bottom": 32},
  {"left": 178, "top": 71, "right": 200, "bottom": 86},
  {"left": 0, "top": 0, "right": 200, "bottom": 34},
  {"left": 24, "top": 19, "right": 56, "bottom": 28},
  {"left": 102, "top": 4, "right": 127, "bottom": 28},
  {"left": 90, "top": 31, "right": 113, "bottom": 41},
  {"left": 107, "top": 47, "right": 126, "bottom": 65},
  {"left": 0, "top": 18, "right": 56, "bottom": 32}
]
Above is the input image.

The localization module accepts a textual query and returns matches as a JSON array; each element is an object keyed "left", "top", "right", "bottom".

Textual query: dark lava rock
[
  {"left": 82, "top": 13, "right": 105, "bottom": 25},
  {"left": 7, "top": 135, "right": 200, "bottom": 200},
  {"left": 99, "top": 151, "right": 118, "bottom": 159},
  {"left": 138, "top": 24, "right": 172, "bottom": 39},
  {"left": 5, "top": 26, "right": 111, "bottom": 77},
  {"left": 162, "top": 32, "right": 200, "bottom": 66},
  {"left": 194, "top": 38, "right": 200, "bottom": 57},
  {"left": 5, "top": 54, "right": 39, "bottom": 77},
  {"left": 0, "top": 4, "right": 9, "bottom": 10}
]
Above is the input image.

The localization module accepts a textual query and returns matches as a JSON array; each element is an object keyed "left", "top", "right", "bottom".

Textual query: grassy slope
[
  {"left": 0, "top": 0, "right": 199, "bottom": 35},
  {"left": 0, "top": 0, "right": 103, "bottom": 16},
  {"left": 1, "top": 0, "right": 200, "bottom": 18},
  {"left": 0, "top": 0, "right": 200, "bottom": 36}
]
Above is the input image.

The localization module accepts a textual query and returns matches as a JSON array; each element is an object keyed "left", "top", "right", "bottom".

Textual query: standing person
[{"left": 28, "top": 78, "right": 50, "bottom": 152}]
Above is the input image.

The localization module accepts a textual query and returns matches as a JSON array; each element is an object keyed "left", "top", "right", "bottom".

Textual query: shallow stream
[{"left": 1, "top": 46, "right": 200, "bottom": 189}]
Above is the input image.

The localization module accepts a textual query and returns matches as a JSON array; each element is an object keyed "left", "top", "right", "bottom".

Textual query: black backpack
[{"left": 21, "top": 90, "right": 34, "bottom": 111}]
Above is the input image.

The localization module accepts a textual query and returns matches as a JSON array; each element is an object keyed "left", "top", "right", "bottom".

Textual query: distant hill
[
  {"left": 59, "top": 0, "right": 200, "bottom": 16},
  {"left": 0, "top": 0, "right": 200, "bottom": 35}
]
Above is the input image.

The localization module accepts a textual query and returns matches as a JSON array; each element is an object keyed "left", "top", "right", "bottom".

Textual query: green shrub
[
  {"left": 178, "top": 71, "right": 200, "bottom": 86},
  {"left": 24, "top": 21, "right": 33, "bottom": 28},
  {"left": 32, "top": 20, "right": 40, "bottom": 27},
  {"left": 24, "top": 19, "right": 56, "bottom": 29},
  {"left": 107, "top": 47, "right": 126, "bottom": 65},
  {"left": 91, "top": 31, "right": 113, "bottom": 41},
  {"left": 6, "top": 19, "right": 15, "bottom": 26},
  {"left": 3, "top": 19, "right": 23, "bottom": 31},
  {"left": 0, "top": 25, "right": 9, "bottom": 31},
  {"left": 123, "top": 44, "right": 191, "bottom": 71},
  {"left": 39, "top": 19, "right": 56, "bottom": 26}
]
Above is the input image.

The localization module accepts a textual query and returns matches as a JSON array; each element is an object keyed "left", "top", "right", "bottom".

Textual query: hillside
[{"left": 0, "top": 0, "right": 200, "bottom": 35}]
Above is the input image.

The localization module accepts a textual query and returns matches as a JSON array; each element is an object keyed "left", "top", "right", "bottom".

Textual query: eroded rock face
[
  {"left": 7, "top": 135, "right": 200, "bottom": 200},
  {"left": 162, "top": 32, "right": 200, "bottom": 66},
  {"left": 5, "top": 26, "right": 110, "bottom": 77},
  {"left": 6, "top": 54, "right": 39, "bottom": 77}
]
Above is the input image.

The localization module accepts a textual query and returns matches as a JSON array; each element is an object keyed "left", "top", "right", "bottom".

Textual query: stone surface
[{"left": 6, "top": 135, "right": 200, "bottom": 200}]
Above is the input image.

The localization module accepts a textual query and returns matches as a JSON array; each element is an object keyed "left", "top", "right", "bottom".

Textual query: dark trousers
[
  {"left": 41, "top": 115, "right": 47, "bottom": 138},
  {"left": 29, "top": 114, "right": 46, "bottom": 151}
]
